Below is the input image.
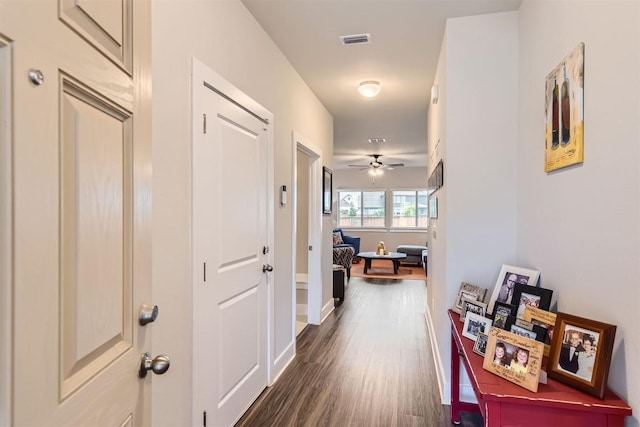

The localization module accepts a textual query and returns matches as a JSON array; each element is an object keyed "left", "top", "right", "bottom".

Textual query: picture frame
[
  {"left": 511, "top": 283, "right": 553, "bottom": 318},
  {"left": 522, "top": 306, "right": 557, "bottom": 357},
  {"left": 547, "top": 312, "right": 617, "bottom": 399},
  {"left": 492, "top": 301, "right": 517, "bottom": 330},
  {"left": 428, "top": 195, "right": 438, "bottom": 219},
  {"left": 462, "top": 312, "right": 493, "bottom": 342},
  {"left": 487, "top": 265, "right": 540, "bottom": 316},
  {"left": 482, "top": 327, "right": 545, "bottom": 393},
  {"left": 460, "top": 298, "right": 487, "bottom": 322},
  {"left": 453, "top": 282, "right": 487, "bottom": 314},
  {"left": 473, "top": 332, "right": 489, "bottom": 357},
  {"left": 322, "top": 166, "right": 332, "bottom": 215}
]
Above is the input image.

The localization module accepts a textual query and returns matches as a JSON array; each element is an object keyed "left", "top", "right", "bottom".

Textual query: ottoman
[{"left": 396, "top": 244, "right": 428, "bottom": 266}]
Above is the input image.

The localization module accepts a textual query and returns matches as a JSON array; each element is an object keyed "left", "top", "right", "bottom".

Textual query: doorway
[{"left": 292, "top": 132, "right": 323, "bottom": 327}]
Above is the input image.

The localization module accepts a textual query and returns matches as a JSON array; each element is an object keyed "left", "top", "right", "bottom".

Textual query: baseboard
[
  {"left": 269, "top": 340, "right": 295, "bottom": 386},
  {"left": 424, "top": 308, "right": 447, "bottom": 403},
  {"left": 424, "top": 307, "right": 478, "bottom": 405},
  {"left": 296, "top": 303, "right": 307, "bottom": 316},
  {"left": 320, "top": 299, "right": 334, "bottom": 323}
]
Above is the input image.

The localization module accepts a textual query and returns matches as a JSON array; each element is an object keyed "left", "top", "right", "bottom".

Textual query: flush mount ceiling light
[{"left": 358, "top": 80, "right": 381, "bottom": 98}]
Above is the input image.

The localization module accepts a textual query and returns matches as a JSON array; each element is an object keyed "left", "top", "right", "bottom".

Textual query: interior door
[
  {"left": 2, "top": 0, "right": 152, "bottom": 425},
  {"left": 192, "top": 64, "right": 269, "bottom": 426}
]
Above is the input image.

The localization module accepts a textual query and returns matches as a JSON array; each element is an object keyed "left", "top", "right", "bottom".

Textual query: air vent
[
  {"left": 368, "top": 138, "right": 386, "bottom": 144},
  {"left": 339, "top": 33, "right": 371, "bottom": 45}
]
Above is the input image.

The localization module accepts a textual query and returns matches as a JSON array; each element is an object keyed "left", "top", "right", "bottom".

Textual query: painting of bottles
[{"left": 544, "top": 43, "right": 584, "bottom": 172}]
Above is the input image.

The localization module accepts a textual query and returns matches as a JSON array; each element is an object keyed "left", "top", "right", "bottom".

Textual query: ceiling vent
[
  {"left": 368, "top": 138, "right": 386, "bottom": 144},
  {"left": 339, "top": 33, "right": 371, "bottom": 45}
]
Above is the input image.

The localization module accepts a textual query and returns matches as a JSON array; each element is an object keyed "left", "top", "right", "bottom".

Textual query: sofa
[{"left": 332, "top": 229, "right": 360, "bottom": 255}]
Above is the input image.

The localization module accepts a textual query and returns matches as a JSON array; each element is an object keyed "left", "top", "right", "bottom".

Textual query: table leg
[
  {"left": 393, "top": 259, "right": 399, "bottom": 274},
  {"left": 364, "top": 258, "right": 371, "bottom": 274},
  {"left": 451, "top": 331, "right": 461, "bottom": 425}
]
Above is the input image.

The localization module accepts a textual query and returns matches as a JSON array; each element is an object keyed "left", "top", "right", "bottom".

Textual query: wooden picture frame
[
  {"left": 492, "top": 301, "right": 516, "bottom": 330},
  {"left": 487, "top": 265, "right": 540, "bottom": 316},
  {"left": 462, "top": 312, "right": 493, "bottom": 342},
  {"left": 511, "top": 283, "right": 553, "bottom": 318},
  {"left": 482, "top": 327, "right": 545, "bottom": 393},
  {"left": 473, "top": 332, "right": 489, "bottom": 357},
  {"left": 322, "top": 166, "right": 332, "bottom": 215},
  {"left": 547, "top": 312, "right": 617, "bottom": 399},
  {"left": 453, "top": 282, "right": 487, "bottom": 314},
  {"left": 522, "top": 306, "right": 557, "bottom": 357},
  {"left": 460, "top": 298, "right": 487, "bottom": 322}
]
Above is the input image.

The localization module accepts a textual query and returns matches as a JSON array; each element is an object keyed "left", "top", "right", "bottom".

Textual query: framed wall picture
[
  {"left": 547, "top": 312, "right": 616, "bottom": 399},
  {"left": 544, "top": 43, "right": 585, "bottom": 172},
  {"left": 483, "top": 327, "right": 545, "bottom": 393},
  {"left": 322, "top": 166, "right": 332, "bottom": 215},
  {"left": 486, "top": 265, "right": 540, "bottom": 316},
  {"left": 453, "top": 282, "right": 487, "bottom": 314}
]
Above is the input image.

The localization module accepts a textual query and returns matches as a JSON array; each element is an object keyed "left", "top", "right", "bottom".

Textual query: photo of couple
[{"left": 558, "top": 326, "right": 599, "bottom": 382}]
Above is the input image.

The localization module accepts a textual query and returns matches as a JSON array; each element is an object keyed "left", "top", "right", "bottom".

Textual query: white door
[
  {"left": 2, "top": 0, "right": 153, "bottom": 425},
  {"left": 192, "top": 62, "right": 270, "bottom": 426}
]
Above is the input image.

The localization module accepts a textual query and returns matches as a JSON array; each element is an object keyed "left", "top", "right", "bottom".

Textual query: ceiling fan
[{"left": 348, "top": 154, "right": 405, "bottom": 171}]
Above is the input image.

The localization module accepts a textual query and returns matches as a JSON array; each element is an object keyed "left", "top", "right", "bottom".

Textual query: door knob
[
  {"left": 138, "top": 304, "right": 158, "bottom": 325},
  {"left": 138, "top": 353, "right": 170, "bottom": 378},
  {"left": 262, "top": 264, "right": 273, "bottom": 273}
]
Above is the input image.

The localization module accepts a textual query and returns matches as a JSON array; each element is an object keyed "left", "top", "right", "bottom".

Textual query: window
[
  {"left": 337, "top": 190, "right": 386, "bottom": 228},
  {"left": 391, "top": 190, "right": 428, "bottom": 229}
]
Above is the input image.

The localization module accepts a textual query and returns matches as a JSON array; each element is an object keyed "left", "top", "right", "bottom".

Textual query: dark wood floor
[{"left": 236, "top": 276, "right": 483, "bottom": 427}]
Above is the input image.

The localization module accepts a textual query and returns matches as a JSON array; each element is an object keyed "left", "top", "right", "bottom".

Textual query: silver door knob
[
  {"left": 138, "top": 304, "right": 159, "bottom": 325},
  {"left": 139, "top": 353, "right": 170, "bottom": 378},
  {"left": 262, "top": 264, "right": 273, "bottom": 273}
]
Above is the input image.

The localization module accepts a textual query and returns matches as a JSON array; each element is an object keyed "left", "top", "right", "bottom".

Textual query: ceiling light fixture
[{"left": 358, "top": 80, "right": 381, "bottom": 98}]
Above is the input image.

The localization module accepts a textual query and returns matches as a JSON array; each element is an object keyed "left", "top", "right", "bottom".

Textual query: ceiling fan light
[{"left": 358, "top": 80, "right": 381, "bottom": 98}]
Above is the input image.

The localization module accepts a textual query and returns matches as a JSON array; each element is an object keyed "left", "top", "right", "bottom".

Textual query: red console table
[{"left": 448, "top": 309, "right": 632, "bottom": 426}]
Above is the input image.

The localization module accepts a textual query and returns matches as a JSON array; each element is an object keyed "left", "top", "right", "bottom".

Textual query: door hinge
[
  {"left": 203, "top": 262, "right": 206, "bottom": 282},
  {"left": 203, "top": 411, "right": 207, "bottom": 427},
  {"left": 309, "top": 245, "right": 313, "bottom": 251},
  {"left": 203, "top": 113, "right": 207, "bottom": 134}
]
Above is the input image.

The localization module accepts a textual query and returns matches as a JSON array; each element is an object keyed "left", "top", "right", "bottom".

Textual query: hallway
[{"left": 236, "top": 276, "right": 483, "bottom": 426}]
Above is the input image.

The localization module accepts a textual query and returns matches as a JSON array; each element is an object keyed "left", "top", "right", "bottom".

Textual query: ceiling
[{"left": 242, "top": 0, "right": 522, "bottom": 169}]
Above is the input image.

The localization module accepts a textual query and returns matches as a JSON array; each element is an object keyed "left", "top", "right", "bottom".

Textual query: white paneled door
[
  {"left": 2, "top": 0, "right": 152, "bottom": 425},
  {"left": 192, "top": 61, "right": 271, "bottom": 426}
]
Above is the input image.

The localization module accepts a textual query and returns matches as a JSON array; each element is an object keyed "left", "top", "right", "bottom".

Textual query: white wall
[
  {"left": 518, "top": 1, "right": 639, "bottom": 425},
  {"left": 427, "top": 11, "right": 519, "bottom": 402},
  {"left": 333, "top": 167, "right": 429, "bottom": 251},
  {"left": 151, "top": 1, "right": 333, "bottom": 425}
]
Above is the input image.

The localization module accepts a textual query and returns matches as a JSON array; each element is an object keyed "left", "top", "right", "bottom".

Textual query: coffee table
[{"left": 357, "top": 251, "right": 407, "bottom": 275}]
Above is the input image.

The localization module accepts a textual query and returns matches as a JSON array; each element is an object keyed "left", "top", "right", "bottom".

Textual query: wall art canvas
[{"left": 544, "top": 43, "right": 584, "bottom": 172}]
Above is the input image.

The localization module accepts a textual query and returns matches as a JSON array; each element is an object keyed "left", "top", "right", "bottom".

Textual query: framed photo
[
  {"left": 322, "top": 167, "right": 332, "bottom": 215},
  {"left": 522, "top": 306, "right": 557, "bottom": 357},
  {"left": 492, "top": 302, "right": 516, "bottom": 330},
  {"left": 547, "top": 312, "right": 617, "bottom": 399},
  {"left": 511, "top": 283, "right": 553, "bottom": 318},
  {"left": 428, "top": 195, "right": 438, "bottom": 219},
  {"left": 462, "top": 312, "right": 493, "bottom": 342},
  {"left": 460, "top": 298, "right": 487, "bottom": 322},
  {"left": 487, "top": 265, "right": 540, "bottom": 316},
  {"left": 473, "top": 332, "right": 489, "bottom": 357},
  {"left": 453, "top": 282, "right": 487, "bottom": 314},
  {"left": 482, "top": 327, "right": 545, "bottom": 393}
]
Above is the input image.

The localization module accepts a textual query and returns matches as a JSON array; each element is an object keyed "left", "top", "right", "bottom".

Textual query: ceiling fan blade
[
  {"left": 348, "top": 164, "right": 370, "bottom": 168},
  {"left": 385, "top": 163, "right": 405, "bottom": 167}
]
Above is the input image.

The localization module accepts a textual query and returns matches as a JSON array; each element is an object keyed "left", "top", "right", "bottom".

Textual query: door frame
[
  {"left": 291, "top": 132, "right": 322, "bottom": 325},
  {"left": 0, "top": 35, "right": 13, "bottom": 427}
]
